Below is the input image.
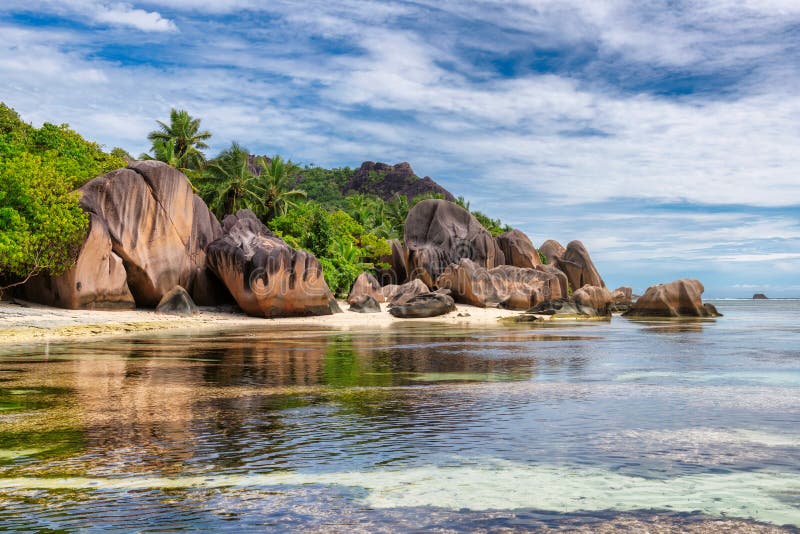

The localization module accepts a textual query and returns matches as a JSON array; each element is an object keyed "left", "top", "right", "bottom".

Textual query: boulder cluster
[
  {"left": 22, "top": 162, "right": 339, "bottom": 317},
  {"left": 349, "top": 199, "right": 719, "bottom": 320},
  {"left": 20, "top": 164, "right": 720, "bottom": 321}
]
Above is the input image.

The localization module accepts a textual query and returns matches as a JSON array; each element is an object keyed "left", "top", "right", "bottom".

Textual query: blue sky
[{"left": 1, "top": 0, "right": 799, "bottom": 297}]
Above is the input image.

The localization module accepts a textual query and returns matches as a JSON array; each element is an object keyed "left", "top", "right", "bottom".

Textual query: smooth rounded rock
[
  {"left": 436, "top": 258, "right": 562, "bottom": 310},
  {"left": 624, "top": 279, "right": 720, "bottom": 318},
  {"left": 206, "top": 210, "right": 337, "bottom": 318},
  {"left": 347, "top": 272, "right": 385, "bottom": 304},
  {"left": 389, "top": 292, "right": 455, "bottom": 318},
  {"left": 496, "top": 229, "right": 541, "bottom": 269},
  {"left": 156, "top": 286, "right": 198, "bottom": 316},
  {"left": 348, "top": 294, "right": 381, "bottom": 313},
  {"left": 403, "top": 199, "right": 503, "bottom": 287}
]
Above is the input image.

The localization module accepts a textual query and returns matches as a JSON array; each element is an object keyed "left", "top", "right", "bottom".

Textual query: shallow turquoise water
[{"left": 0, "top": 300, "right": 798, "bottom": 531}]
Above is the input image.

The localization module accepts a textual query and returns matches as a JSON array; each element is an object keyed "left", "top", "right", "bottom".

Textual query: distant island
[{"left": 753, "top": 293, "right": 769, "bottom": 299}]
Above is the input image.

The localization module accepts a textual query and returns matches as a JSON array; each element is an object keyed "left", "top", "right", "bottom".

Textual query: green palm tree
[
  {"left": 385, "top": 195, "right": 409, "bottom": 240},
  {"left": 259, "top": 155, "right": 306, "bottom": 221},
  {"left": 147, "top": 109, "right": 211, "bottom": 171},
  {"left": 200, "top": 142, "right": 263, "bottom": 218}
]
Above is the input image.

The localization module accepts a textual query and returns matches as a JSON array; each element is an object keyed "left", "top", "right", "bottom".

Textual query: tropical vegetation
[
  {"left": 141, "top": 108, "right": 211, "bottom": 177},
  {"left": 0, "top": 103, "right": 124, "bottom": 293}
]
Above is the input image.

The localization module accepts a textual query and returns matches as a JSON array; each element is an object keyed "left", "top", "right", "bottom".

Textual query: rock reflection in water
[{"left": 1, "top": 301, "right": 799, "bottom": 531}]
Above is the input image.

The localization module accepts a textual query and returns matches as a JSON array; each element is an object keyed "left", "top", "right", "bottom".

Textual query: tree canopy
[{"left": 0, "top": 103, "right": 124, "bottom": 289}]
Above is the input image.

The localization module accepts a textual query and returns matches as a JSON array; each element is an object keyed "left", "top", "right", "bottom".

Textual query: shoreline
[{"left": 0, "top": 300, "right": 525, "bottom": 347}]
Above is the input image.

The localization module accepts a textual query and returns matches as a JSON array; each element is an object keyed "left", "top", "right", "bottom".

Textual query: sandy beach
[{"left": 0, "top": 299, "right": 525, "bottom": 346}]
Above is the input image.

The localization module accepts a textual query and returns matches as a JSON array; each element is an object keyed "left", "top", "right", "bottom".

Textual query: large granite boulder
[
  {"left": 389, "top": 292, "right": 455, "bottom": 318},
  {"left": 624, "top": 279, "right": 721, "bottom": 318},
  {"left": 377, "top": 239, "right": 407, "bottom": 286},
  {"left": 24, "top": 162, "right": 228, "bottom": 309},
  {"left": 382, "top": 279, "right": 429, "bottom": 306},
  {"left": 539, "top": 240, "right": 566, "bottom": 267},
  {"left": 404, "top": 199, "right": 504, "bottom": 287},
  {"left": 23, "top": 214, "right": 135, "bottom": 309},
  {"left": 347, "top": 272, "right": 385, "bottom": 304},
  {"left": 155, "top": 286, "right": 198, "bottom": 316},
  {"left": 560, "top": 240, "right": 605, "bottom": 291},
  {"left": 76, "top": 161, "right": 225, "bottom": 307},
  {"left": 496, "top": 229, "right": 541, "bottom": 269},
  {"left": 436, "top": 258, "right": 563, "bottom": 310},
  {"left": 206, "top": 210, "right": 338, "bottom": 318}
]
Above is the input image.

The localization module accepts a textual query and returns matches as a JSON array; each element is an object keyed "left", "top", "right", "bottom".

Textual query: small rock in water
[{"left": 752, "top": 293, "right": 768, "bottom": 299}]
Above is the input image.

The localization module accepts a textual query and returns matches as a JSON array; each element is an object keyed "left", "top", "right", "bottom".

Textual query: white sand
[{"left": 0, "top": 299, "right": 525, "bottom": 346}]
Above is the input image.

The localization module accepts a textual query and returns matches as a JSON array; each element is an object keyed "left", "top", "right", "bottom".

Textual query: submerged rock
[
  {"left": 206, "top": 210, "right": 337, "bottom": 318},
  {"left": 404, "top": 199, "right": 503, "bottom": 287},
  {"left": 348, "top": 294, "right": 381, "bottom": 313},
  {"left": 436, "top": 258, "right": 562, "bottom": 310},
  {"left": 382, "top": 279, "right": 429, "bottom": 306},
  {"left": 496, "top": 229, "right": 541, "bottom": 269},
  {"left": 624, "top": 279, "right": 721, "bottom": 318},
  {"left": 347, "top": 272, "right": 385, "bottom": 304},
  {"left": 156, "top": 286, "right": 198, "bottom": 316},
  {"left": 389, "top": 292, "right": 455, "bottom": 318}
]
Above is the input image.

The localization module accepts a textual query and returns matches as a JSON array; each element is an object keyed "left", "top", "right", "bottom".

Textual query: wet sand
[{"left": 0, "top": 300, "right": 524, "bottom": 346}]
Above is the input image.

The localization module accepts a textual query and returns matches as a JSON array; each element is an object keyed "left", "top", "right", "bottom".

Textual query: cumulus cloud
[{"left": 94, "top": 3, "right": 177, "bottom": 32}]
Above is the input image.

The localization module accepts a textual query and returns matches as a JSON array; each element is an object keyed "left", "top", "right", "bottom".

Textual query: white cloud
[
  {"left": 95, "top": 4, "right": 177, "bottom": 32},
  {"left": 0, "top": 1, "right": 176, "bottom": 32}
]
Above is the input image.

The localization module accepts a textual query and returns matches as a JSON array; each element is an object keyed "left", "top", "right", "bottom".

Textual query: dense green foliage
[
  {"left": 260, "top": 156, "right": 307, "bottom": 220},
  {"left": 199, "top": 142, "right": 263, "bottom": 217},
  {"left": 0, "top": 103, "right": 123, "bottom": 286},
  {"left": 270, "top": 201, "right": 391, "bottom": 295},
  {"left": 294, "top": 165, "right": 353, "bottom": 208}
]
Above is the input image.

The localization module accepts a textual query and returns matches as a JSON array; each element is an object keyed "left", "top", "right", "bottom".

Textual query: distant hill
[
  {"left": 345, "top": 161, "right": 454, "bottom": 201},
  {"left": 249, "top": 156, "right": 454, "bottom": 207}
]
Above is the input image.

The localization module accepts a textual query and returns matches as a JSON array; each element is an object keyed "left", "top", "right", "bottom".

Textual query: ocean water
[{"left": 0, "top": 300, "right": 798, "bottom": 532}]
